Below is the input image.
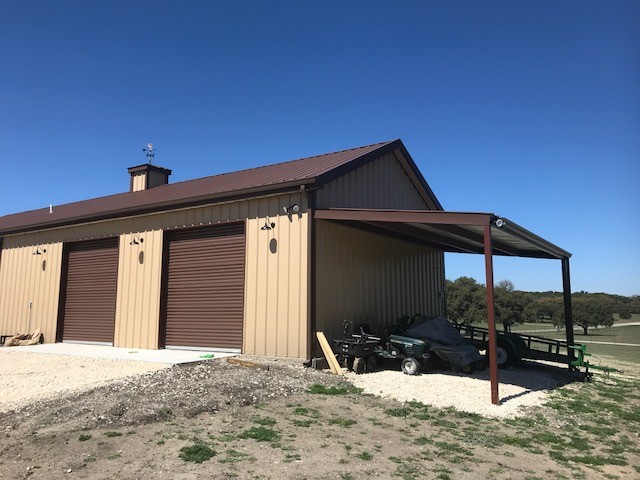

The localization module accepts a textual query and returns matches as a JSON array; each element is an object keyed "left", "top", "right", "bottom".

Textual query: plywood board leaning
[{"left": 316, "top": 331, "right": 343, "bottom": 375}]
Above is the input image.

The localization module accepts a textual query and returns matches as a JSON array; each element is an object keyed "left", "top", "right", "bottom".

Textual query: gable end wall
[{"left": 315, "top": 151, "right": 430, "bottom": 210}]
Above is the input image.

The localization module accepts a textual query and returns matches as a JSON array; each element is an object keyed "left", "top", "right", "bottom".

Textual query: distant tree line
[{"left": 445, "top": 277, "right": 640, "bottom": 335}]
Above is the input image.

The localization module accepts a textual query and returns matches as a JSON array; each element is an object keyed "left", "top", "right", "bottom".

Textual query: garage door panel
[
  {"left": 61, "top": 238, "right": 119, "bottom": 344},
  {"left": 164, "top": 223, "right": 245, "bottom": 350}
]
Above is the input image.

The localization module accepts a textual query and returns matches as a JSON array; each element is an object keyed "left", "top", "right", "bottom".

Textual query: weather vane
[{"left": 142, "top": 143, "right": 156, "bottom": 162}]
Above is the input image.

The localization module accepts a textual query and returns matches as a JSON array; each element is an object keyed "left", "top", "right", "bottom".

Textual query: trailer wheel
[
  {"left": 353, "top": 357, "right": 366, "bottom": 374},
  {"left": 488, "top": 346, "right": 514, "bottom": 367},
  {"left": 401, "top": 357, "right": 420, "bottom": 375}
]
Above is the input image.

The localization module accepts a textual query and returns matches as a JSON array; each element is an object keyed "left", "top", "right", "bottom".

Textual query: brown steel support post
[
  {"left": 562, "top": 257, "right": 575, "bottom": 368},
  {"left": 483, "top": 225, "right": 499, "bottom": 405}
]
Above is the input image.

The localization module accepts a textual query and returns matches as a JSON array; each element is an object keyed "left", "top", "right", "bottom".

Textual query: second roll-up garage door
[{"left": 164, "top": 223, "right": 245, "bottom": 350}]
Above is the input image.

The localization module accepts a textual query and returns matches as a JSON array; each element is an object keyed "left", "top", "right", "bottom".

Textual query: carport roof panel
[{"left": 314, "top": 208, "right": 571, "bottom": 260}]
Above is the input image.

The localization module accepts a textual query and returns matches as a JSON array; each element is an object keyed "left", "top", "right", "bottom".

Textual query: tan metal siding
[
  {"left": 0, "top": 240, "right": 62, "bottom": 343},
  {"left": 315, "top": 220, "right": 445, "bottom": 344},
  {"left": 61, "top": 238, "right": 119, "bottom": 343},
  {"left": 164, "top": 224, "right": 245, "bottom": 349},
  {"left": 114, "top": 230, "right": 163, "bottom": 349},
  {"left": 244, "top": 195, "right": 308, "bottom": 358},
  {"left": 132, "top": 173, "right": 146, "bottom": 192},
  {"left": 0, "top": 193, "right": 309, "bottom": 357},
  {"left": 316, "top": 151, "right": 430, "bottom": 210}
]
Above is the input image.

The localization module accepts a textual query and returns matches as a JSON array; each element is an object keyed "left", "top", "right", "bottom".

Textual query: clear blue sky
[{"left": 1, "top": 1, "right": 638, "bottom": 296}]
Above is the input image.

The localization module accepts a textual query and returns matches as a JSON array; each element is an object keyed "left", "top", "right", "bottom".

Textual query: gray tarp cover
[{"left": 406, "top": 317, "right": 482, "bottom": 366}]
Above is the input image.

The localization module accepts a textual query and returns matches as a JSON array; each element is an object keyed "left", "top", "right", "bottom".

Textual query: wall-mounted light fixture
[
  {"left": 33, "top": 246, "right": 47, "bottom": 255},
  {"left": 261, "top": 217, "right": 276, "bottom": 231},
  {"left": 129, "top": 235, "right": 144, "bottom": 245},
  {"left": 283, "top": 204, "right": 300, "bottom": 215},
  {"left": 283, "top": 203, "right": 301, "bottom": 222}
]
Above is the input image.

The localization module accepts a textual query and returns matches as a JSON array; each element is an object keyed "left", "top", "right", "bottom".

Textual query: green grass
[
  {"left": 550, "top": 451, "right": 628, "bottom": 467},
  {"left": 613, "top": 313, "right": 640, "bottom": 322},
  {"left": 238, "top": 426, "right": 281, "bottom": 443},
  {"left": 307, "top": 384, "right": 361, "bottom": 395},
  {"left": 284, "top": 453, "right": 302, "bottom": 463},
  {"left": 291, "top": 419, "right": 314, "bottom": 427},
  {"left": 218, "top": 449, "right": 255, "bottom": 464},
  {"left": 385, "top": 407, "right": 413, "bottom": 417},
  {"left": 179, "top": 442, "right": 216, "bottom": 463},
  {"left": 156, "top": 407, "right": 173, "bottom": 420},
  {"left": 292, "top": 406, "right": 320, "bottom": 418},
  {"left": 328, "top": 417, "right": 357, "bottom": 428},
  {"left": 103, "top": 431, "right": 123, "bottom": 438},
  {"left": 78, "top": 434, "right": 92, "bottom": 442},
  {"left": 252, "top": 416, "right": 277, "bottom": 426}
]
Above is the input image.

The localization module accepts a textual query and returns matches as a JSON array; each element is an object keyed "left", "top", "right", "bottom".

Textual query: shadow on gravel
[{"left": 405, "top": 359, "right": 585, "bottom": 405}]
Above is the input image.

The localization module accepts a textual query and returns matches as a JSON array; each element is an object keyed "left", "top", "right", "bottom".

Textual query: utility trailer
[{"left": 452, "top": 323, "right": 619, "bottom": 374}]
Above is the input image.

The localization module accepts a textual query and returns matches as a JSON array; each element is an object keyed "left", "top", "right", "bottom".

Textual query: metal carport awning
[{"left": 315, "top": 208, "right": 574, "bottom": 406}]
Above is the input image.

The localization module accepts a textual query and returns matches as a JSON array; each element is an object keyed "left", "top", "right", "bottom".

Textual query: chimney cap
[{"left": 127, "top": 163, "right": 172, "bottom": 176}]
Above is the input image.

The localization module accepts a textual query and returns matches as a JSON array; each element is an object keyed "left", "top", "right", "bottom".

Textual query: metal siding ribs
[
  {"left": 164, "top": 223, "right": 245, "bottom": 349},
  {"left": 62, "top": 238, "right": 119, "bottom": 343}
]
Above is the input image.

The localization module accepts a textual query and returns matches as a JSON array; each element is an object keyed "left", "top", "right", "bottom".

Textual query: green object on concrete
[{"left": 199, "top": 353, "right": 215, "bottom": 359}]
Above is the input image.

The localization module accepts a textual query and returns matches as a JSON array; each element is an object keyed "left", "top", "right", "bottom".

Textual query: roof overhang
[{"left": 314, "top": 208, "right": 571, "bottom": 260}]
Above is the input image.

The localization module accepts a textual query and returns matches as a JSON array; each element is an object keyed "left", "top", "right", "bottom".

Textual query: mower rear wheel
[
  {"left": 401, "top": 357, "right": 420, "bottom": 375},
  {"left": 366, "top": 355, "right": 378, "bottom": 372},
  {"left": 462, "top": 363, "right": 473, "bottom": 374},
  {"left": 420, "top": 358, "right": 432, "bottom": 371},
  {"left": 353, "top": 357, "right": 366, "bottom": 374}
]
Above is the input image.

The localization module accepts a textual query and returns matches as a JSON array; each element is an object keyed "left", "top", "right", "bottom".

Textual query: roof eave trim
[
  {"left": 0, "top": 179, "right": 315, "bottom": 236},
  {"left": 497, "top": 218, "right": 571, "bottom": 259}
]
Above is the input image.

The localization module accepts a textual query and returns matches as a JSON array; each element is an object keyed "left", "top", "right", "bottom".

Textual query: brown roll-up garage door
[
  {"left": 60, "top": 238, "right": 119, "bottom": 344},
  {"left": 164, "top": 223, "right": 245, "bottom": 350}
]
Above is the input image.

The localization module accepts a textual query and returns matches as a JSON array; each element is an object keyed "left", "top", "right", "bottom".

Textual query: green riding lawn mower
[{"left": 332, "top": 321, "right": 432, "bottom": 375}]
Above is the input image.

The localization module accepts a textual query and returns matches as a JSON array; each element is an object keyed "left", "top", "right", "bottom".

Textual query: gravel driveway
[
  {"left": 1, "top": 350, "right": 167, "bottom": 413},
  {"left": 3, "top": 345, "right": 581, "bottom": 420}
]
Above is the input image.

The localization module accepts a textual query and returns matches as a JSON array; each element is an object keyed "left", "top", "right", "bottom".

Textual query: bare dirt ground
[{"left": 0, "top": 352, "right": 638, "bottom": 480}]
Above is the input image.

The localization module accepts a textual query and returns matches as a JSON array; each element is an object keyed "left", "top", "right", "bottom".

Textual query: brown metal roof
[
  {"left": 315, "top": 208, "right": 571, "bottom": 259},
  {"left": 1, "top": 139, "right": 441, "bottom": 235}
]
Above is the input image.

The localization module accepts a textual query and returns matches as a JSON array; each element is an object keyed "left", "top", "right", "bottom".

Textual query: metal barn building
[{"left": 0, "top": 140, "right": 573, "bottom": 373}]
